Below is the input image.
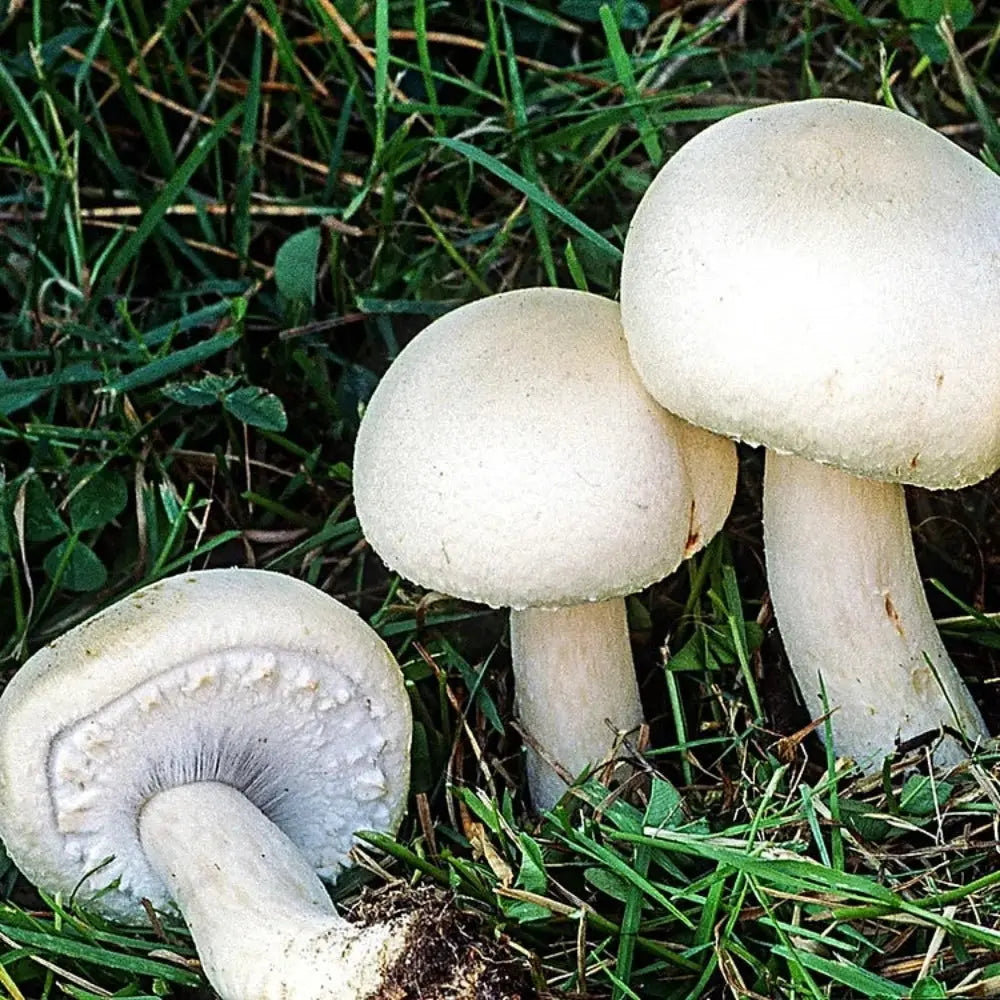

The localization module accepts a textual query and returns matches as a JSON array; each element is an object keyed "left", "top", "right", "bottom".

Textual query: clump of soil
[{"left": 348, "top": 884, "right": 536, "bottom": 999}]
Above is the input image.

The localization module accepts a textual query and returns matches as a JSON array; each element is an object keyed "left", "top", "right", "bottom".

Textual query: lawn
[{"left": 1, "top": 0, "right": 1000, "bottom": 997}]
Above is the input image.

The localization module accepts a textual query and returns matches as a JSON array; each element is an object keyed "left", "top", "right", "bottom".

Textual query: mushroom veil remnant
[
  {"left": 353, "top": 288, "right": 737, "bottom": 809},
  {"left": 621, "top": 98, "right": 1000, "bottom": 767},
  {"left": 0, "top": 569, "right": 500, "bottom": 999}
]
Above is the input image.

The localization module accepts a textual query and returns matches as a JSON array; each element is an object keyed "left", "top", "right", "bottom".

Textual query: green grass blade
[
  {"left": 436, "top": 137, "right": 622, "bottom": 263},
  {"left": 89, "top": 102, "right": 243, "bottom": 306}
]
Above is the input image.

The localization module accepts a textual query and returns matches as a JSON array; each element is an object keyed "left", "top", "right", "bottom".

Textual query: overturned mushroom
[
  {"left": 0, "top": 568, "right": 507, "bottom": 999},
  {"left": 354, "top": 288, "right": 736, "bottom": 809}
]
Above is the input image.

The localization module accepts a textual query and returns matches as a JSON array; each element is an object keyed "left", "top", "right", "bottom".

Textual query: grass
[{"left": 1, "top": 0, "right": 1000, "bottom": 996}]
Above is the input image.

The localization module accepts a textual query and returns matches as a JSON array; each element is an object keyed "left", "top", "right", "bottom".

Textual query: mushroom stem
[
  {"left": 139, "top": 781, "right": 408, "bottom": 1000},
  {"left": 509, "top": 599, "right": 644, "bottom": 809},
  {"left": 763, "top": 451, "right": 988, "bottom": 766}
]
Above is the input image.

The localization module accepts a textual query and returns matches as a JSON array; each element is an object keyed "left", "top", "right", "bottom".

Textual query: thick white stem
[
  {"left": 139, "top": 781, "right": 408, "bottom": 1000},
  {"left": 510, "top": 599, "right": 644, "bottom": 809},
  {"left": 763, "top": 451, "right": 988, "bottom": 767}
]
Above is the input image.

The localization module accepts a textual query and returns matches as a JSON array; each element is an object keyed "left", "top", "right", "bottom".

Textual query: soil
[{"left": 349, "top": 884, "right": 537, "bottom": 999}]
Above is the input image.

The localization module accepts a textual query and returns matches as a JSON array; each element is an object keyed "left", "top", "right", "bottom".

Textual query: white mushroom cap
[
  {"left": 622, "top": 98, "right": 1000, "bottom": 488},
  {"left": 354, "top": 288, "right": 736, "bottom": 609},
  {"left": 0, "top": 568, "right": 411, "bottom": 923}
]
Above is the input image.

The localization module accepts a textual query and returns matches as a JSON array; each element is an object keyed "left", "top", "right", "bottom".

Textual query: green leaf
[
  {"left": 835, "top": 799, "right": 891, "bottom": 842},
  {"left": 67, "top": 467, "right": 129, "bottom": 532},
  {"left": 336, "top": 364, "right": 380, "bottom": 428},
  {"left": 409, "top": 721, "right": 434, "bottom": 794},
  {"left": 625, "top": 594, "right": 652, "bottom": 631},
  {"left": 645, "top": 777, "right": 684, "bottom": 830},
  {"left": 162, "top": 375, "right": 286, "bottom": 430},
  {"left": 911, "top": 977, "right": 948, "bottom": 998},
  {"left": 516, "top": 833, "right": 547, "bottom": 894},
  {"left": 666, "top": 620, "right": 764, "bottom": 673},
  {"left": 456, "top": 787, "right": 504, "bottom": 837},
  {"left": 504, "top": 833, "right": 550, "bottom": 923},
  {"left": 899, "top": 0, "right": 973, "bottom": 61},
  {"left": 587, "top": 789, "right": 644, "bottom": 834},
  {"left": 22, "top": 478, "right": 67, "bottom": 542},
  {"left": 504, "top": 898, "right": 551, "bottom": 924},
  {"left": 559, "top": 0, "right": 648, "bottom": 29},
  {"left": 911, "top": 23, "right": 949, "bottom": 61},
  {"left": 0, "top": 364, "right": 43, "bottom": 415},
  {"left": 161, "top": 374, "right": 238, "bottom": 408},
  {"left": 44, "top": 537, "right": 108, "bottom": 592},
  {"left": 275, "top": 227, "right": 322, "bottom": 306},
  {"left": 899, "top": 774, "right": 953, "bottom": 817},
  {"left": 584, "top": 866, "right": 634, "bottom": 903},
  {"left": 899, "top": 0, "right": 973, "bottom": 26},
  {"left": 223, "top": 386, "right": 289, "bottom": 432}
]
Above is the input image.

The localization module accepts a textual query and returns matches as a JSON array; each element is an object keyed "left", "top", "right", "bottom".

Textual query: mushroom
[
  {"left": 620, "top": 98, "right": 1000, "bottom": 767},
  {"left": 0, "top": 569, "right": 487, "bottom": 999},
  {"left": 353, "top": 288, "right": 736, "bottom": 809}
]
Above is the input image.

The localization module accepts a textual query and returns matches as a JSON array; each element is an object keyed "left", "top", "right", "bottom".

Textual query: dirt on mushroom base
[{"left": 348, "top": 885, "right": 536, "bottom": 999}]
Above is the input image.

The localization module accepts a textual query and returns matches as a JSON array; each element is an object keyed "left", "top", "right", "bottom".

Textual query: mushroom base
[
  {"left": 763, "top": 452, "right": 988, "bottom": 767},
  {"left": 140, "top": 782, "right": 531, "bottom": 999},
  {"left": 510, "top": 599, "right": 644, "bottom": 810}
]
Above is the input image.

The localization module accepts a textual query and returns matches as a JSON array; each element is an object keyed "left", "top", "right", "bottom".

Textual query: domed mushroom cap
[
  {"left": 353, "top": 288, "right": 736, "bottom": 609},
  {"left": 0, "top": 569, "right": 411, "bottom": 923},
  {"left": 621, "top": 98, "right": 1000, "bottom": 488}
]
